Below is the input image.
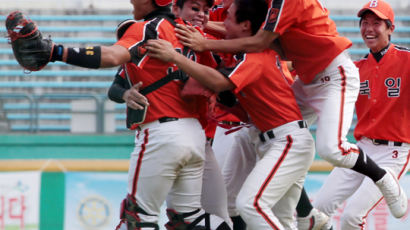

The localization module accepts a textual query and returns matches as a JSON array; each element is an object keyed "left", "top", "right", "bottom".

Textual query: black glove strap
[{"left": 50, "top": 44, "right": 64, "bottom": 62}]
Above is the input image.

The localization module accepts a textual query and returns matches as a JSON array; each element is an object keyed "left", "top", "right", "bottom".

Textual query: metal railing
[
  {"left": 0, "top": 93, "right": 35, "bottom": 132},
  {"left": 0, "top": 92, "right": 126, "bottom": 133}
]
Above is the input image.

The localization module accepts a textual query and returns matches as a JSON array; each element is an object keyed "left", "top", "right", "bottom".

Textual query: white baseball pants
[
  {"left": 128, "top": 118, "right": 206, "bottom": 224},
  {"left": 212, "top": 125, "right": 257, "bottom": 217},
  {"left": 313, "top": 138, "right": 410, "bottom": 229},
  {"left": 201, "top": 140, "right": 233, "bottom": 227},
  {"left": 292, "top": 50, "right": 360, "bottom": 168},
  {"left": 236, "top": 121, "right": 315, "bottom": 229}
]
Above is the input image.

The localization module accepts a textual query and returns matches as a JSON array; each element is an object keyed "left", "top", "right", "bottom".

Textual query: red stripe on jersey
[
  {"left": 337, "top": 66, "right": 359, "bottom": 156},
  {"left": 253, "top": 135, "right": 293, "bottom": 229},
  {"left": 131, "top": 129, "right": 149, "bottom": 197}
]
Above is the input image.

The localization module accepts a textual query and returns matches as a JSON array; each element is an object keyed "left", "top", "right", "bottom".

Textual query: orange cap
[{"left": 357, "top": 0, "right": 394, "bottom": 25}]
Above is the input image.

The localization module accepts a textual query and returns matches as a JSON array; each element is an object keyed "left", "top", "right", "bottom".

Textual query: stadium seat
[{"left": 1, "top": 13, "right": 408, "bottom": 134}]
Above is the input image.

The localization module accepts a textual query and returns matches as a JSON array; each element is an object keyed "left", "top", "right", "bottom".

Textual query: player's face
[
  {"left": 173, "top": 0, "right": 210, "bottom": 29},
  {"left": 130, "top": 0, "right": 153, "bottom": 20},
  {"left": 223, "top": 3, "right": 246, "bottom": 39},
  {"left": 360, "top": 12, "right": 394, "bottom": 53}
]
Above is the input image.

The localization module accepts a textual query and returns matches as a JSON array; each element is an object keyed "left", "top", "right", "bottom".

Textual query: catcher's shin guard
[
  {"left": 116, "top": 194, "right": 159, "bottom": 230},
  {"left": 165, "top": 209, "right": 231, "bottom": 230}
]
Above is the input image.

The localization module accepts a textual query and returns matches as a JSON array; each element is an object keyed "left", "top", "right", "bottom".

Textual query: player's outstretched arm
[
  {"left": 6, "top": 11, "right": 131, "bottom": 71},
  {"left": 55, "top": 44, "right": 130, "bottom": 69},
  {"left": 146, "top": 39, "right": 235, "bottom": 93},
  {"left": 58, "top": 45, "right": 131, "bottom": 68},
  {"left": 176, "top": 24, "right": 278, "bottom": 53}
]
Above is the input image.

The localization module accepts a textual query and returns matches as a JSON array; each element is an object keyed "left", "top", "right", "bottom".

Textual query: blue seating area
[
  {"left": 0, "top": 69, "right": 116, "bottom": 77},
  {"left": 0, "top": 82, "right": 111, "bottom": 88},
  {"left": 0, "top": 15, "right": 131, "bottom": 22},
  {"left": 2, "top": 99, "right": 128, "bottom": 132},
  {"left": 3, "top": 102, "right": 126, "bottom": 111},
  {"left": 0, "top": 13, "right": 409, "bottom": 133},
  {"left": 0, "top": 37, "right": 115, "bottom": 44},
  {"left": 337, "top": 27, "right": 410, "bottom": 33}
]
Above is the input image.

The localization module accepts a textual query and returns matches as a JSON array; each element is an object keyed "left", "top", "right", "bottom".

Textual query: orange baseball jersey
[
  {"left": 116, "top": 17, "right": 217, "bottom": 124},
  {"left": 354, "top": 44, "right": 410, "bottom": 143},
  {"left": 264, "top": 0, "right": 352, "bottom": 84},
  {"left": 206, "top": 4, "right": 229, "bottom": 40},
  {"left": 221, "top": 49, "right": 302, "bottom": 132},
  {"left": 209, "top": 3, "right": 227, "bottom": 22}
]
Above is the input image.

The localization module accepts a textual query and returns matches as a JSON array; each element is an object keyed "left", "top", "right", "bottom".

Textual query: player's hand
[
  {"left": 122, "top": 82, "right": 149, "bottom": 110},
  {"left": 146, "top": 39, "right": 177, "bottom": 62},
  {"left": 175, "top": 24, "right": 206, "bottom": 52}
]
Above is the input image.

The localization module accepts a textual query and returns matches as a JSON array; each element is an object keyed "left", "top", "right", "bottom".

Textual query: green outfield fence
[{"left": 0, "top": 133, "right": 342, "bottom": 229}]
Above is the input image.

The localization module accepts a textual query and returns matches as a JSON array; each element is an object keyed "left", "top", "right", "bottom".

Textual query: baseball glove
[{"left": 6, "top": 11, "right": 53, "bottom": 71}]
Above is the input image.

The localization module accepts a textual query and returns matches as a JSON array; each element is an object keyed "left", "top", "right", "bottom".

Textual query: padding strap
[
  {"left": 139, "top": 70, "right": 188, "bottom": 95},
  {"left": 116, "top": 19, "right": 138, "bottom": 40},
  {"left": 122, "top": 14, "right": 189, "bottom": 95},
  {"left": 165, "top": 209, "right": 210, "bottom": 230},
  {"left": 119, "top": 194, "right": 159, "bottom": 230},
  {"left": 121, "top": 15, "right": 191, "bottom": 130}
]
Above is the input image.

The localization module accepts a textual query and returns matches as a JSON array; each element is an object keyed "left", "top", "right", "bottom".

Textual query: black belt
[
  {"left": 259, "top": 120, "right": 307, "bottom": 142},
  {"left": 372, "top": 139, "right": 403, "bottom": 147},
  {"left": 158, "top": 117, "right": 179, "bottom": 123},
  {"left": 220, "top": 121, "right": 241, "bottom": 126}
]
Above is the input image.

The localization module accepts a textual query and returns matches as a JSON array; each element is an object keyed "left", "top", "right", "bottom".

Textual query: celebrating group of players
[{"left": 6, "top": 0, "right": 409, "bottom": 229}]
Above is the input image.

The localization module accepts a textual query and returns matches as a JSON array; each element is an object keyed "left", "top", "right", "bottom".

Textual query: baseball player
[
  {"left": 195, "top": 1, "right": 251, "bottom": 228},
  {"left": 146, "top": 0, "right": 316, "bottom": 229},
  {"left": 174, "top": 0, "right": 408, "bottom": 221},
  {"left": 108, "top": 1, "right": 233, "bottom": 229},
  {"left": 203, "top": 0, "right": 238, "bottom": 169},
  {"left": 172, "top": 0, "right": 234, "bottom": 227},
  {"left": 204, "top": 0, "right": 236, "bottom": 168},
  {"left": 201, "top": 1, "right": 256, "bottom": 229},
  {"left": 6, "top": 0, "right": 230, "bottom": 229},
  {"left": 312, "top": 1, "right": 410, "bottom": 229},
  {"left": 206, "top": 1, "right": 315, "bottom": 229},
  {"left": 110, "top": 2, "right": 233, "bottom": 227}
]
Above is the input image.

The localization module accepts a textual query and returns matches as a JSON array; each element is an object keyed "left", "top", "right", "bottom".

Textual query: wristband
[
  {"left": 66, "top": 46, "right": 101, "bottom": 69},
  {"left": 50, "top": 44, "right": 64, "bottom": 62}
]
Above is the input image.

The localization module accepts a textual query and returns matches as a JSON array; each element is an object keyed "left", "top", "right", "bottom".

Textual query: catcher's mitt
[{"left": 6, "top": 11, "right": 53, "bottom": 71}]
